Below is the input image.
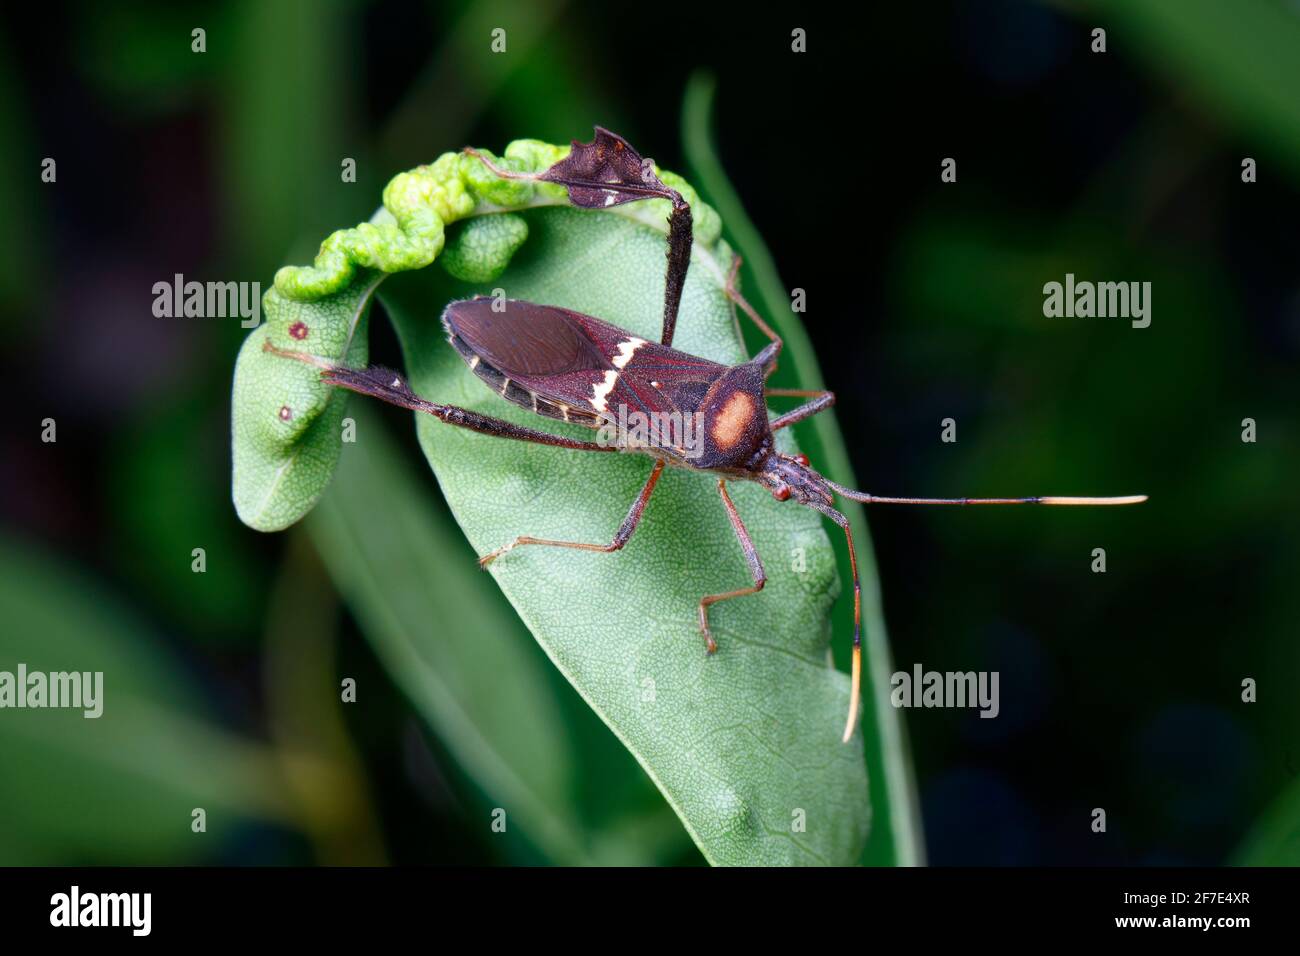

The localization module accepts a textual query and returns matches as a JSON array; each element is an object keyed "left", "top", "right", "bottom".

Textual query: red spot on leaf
[
  {"left": 289, "top": 322, "right": 309, "bottom": 340},
  {"left": 278, "top": 406, "right": 293, "bottom": 422}
]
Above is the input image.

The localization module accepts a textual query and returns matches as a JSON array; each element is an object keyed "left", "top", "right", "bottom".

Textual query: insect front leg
[
  {"left": 478, "top": 460, "right": 665, "bottom": 567},
  {"left": 697, "top": 479, "right": 766, "bottom": 654},
  {"left": 766, "top": 390, "right": 836, "bottom": 431}
]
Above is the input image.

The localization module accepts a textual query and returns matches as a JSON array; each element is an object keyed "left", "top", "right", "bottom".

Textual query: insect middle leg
[
  {"left": 722, "top": 255, "right": 783, "bottom": 375},
  {"left": 697, "top": 480, "right": 766, "bottom": 654},
  {"left": 478, "top": 460, "right": 665, "bottom": 567}
]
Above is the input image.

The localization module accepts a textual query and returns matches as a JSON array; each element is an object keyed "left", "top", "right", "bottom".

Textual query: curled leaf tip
[{"left": 235, "top": 134, "right": 722, "bottom": 533}]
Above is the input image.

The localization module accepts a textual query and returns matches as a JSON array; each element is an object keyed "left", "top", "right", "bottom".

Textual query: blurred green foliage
[{"left": 0, "top": 537, "right": 292, "bottom": 864}]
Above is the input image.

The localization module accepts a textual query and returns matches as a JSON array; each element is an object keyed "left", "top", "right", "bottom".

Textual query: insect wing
[
  {"left": 443, "top": 298, "right": 723, "bottom": 452},
  {"left": 567, "top": 312, "right": 725, "bottom": 456}
]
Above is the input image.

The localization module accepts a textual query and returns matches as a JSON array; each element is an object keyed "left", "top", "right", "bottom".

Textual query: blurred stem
[
  {"left": 1232, "top": 770, "right": 1300, "bottom": 865},
  {"left": 263, "top": 530, "right": 388, "bottom": 865},
  {"left": 681, "top": 72, "right": 924, "bottom": 866}
]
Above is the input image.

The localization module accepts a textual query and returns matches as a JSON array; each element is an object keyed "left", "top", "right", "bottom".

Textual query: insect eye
[
  {"left": 772, "top": 485, "right": 791, "bottom": 501},
  {"left": 793, "top": 454, "right": 810, "bottom": 467}
]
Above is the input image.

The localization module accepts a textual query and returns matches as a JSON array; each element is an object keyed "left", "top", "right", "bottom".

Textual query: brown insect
[{"left": 270, "top": 128, "right": 1146, "bottom": 742}]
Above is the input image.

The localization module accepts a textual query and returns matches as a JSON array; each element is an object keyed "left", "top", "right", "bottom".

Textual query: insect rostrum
[{"left": 267, "top": 127, "right": 1147, "bottom": 743}]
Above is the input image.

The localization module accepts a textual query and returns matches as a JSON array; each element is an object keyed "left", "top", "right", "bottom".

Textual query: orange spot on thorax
[{"left": 712, "top": 391, "right": 755, "bottom": 449}]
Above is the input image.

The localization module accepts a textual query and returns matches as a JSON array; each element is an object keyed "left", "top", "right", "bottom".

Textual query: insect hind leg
[{"left": 479, "top": 460, "right": 665, "bottom": 567}]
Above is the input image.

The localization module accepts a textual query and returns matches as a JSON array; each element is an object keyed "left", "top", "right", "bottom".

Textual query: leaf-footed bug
[{"left": 267, "top": 127, "right": 1146, "bottom": 743}]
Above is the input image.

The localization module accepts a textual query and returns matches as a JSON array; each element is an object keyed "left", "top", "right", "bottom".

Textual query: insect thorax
[{"left": 689, "top": 363, "right": 773, "bottom": 472}]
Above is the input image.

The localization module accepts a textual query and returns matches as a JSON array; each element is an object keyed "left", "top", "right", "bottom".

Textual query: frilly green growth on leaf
[
  {"left": 232, "top": 137, "right": 721, "bottom": 532},
  {"left": 439, "top": 214, "right": 530, "bottom": 283}
]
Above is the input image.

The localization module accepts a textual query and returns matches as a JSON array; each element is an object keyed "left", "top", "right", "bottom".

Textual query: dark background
[{"left": 1, "top": 0, "right": 1296, "bottom": 866}]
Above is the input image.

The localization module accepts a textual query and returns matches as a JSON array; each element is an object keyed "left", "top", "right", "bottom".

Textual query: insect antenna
[
  {"left": 807, "top": 476, "right": 1146, "bottom": 742},
  {"left": 803, "top": 498, "right": 865, "bottom": 743},
  {"left": 821, "top": 479, "right": 1148, "bottom": 507}
]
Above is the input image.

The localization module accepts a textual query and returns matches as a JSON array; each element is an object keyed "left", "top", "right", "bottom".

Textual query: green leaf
[
  {"left": 307, "top": 409, "right": 591, "bottom": 864},
  {"left": 0, "top": 536, "right": 292, "bottom": 863},
  {"left": 231, "top": 275, "right": 377, "bottom": 531},
  {"left": 231, "top": 142, "right": 569, "bottom": 532},
  {"left": 310, "top": 408, "right": 696, "bottom": 865},
  {"left": 381, "top": 205, "right": 870, "bottom": 865}
]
